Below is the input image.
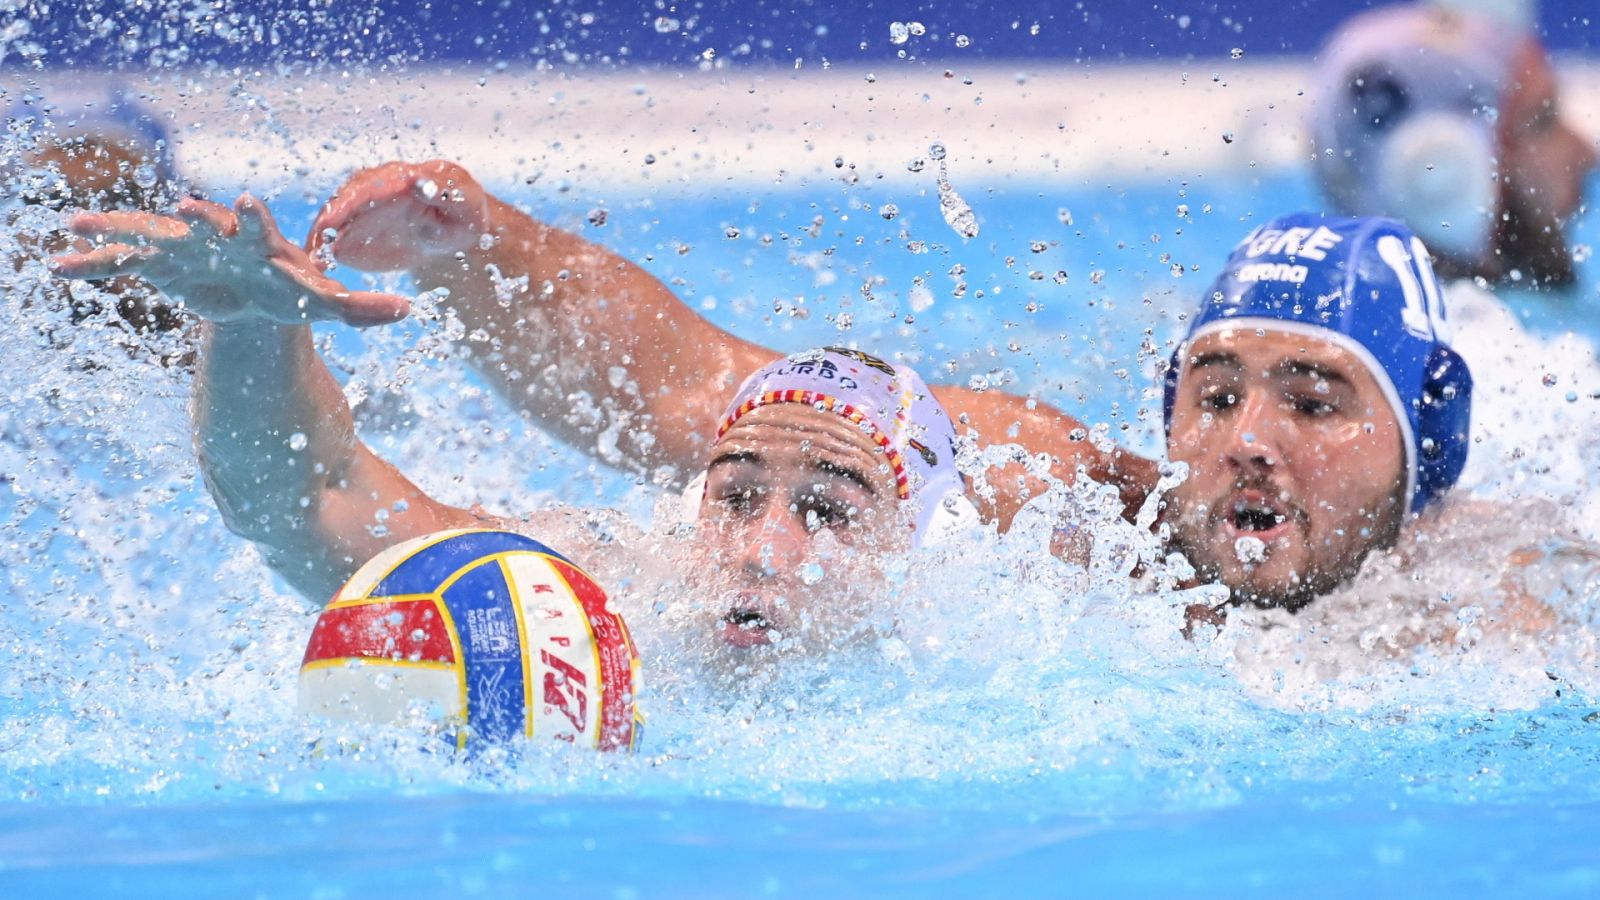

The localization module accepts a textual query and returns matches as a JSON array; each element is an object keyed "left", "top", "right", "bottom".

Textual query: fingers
[
  {"left": 306, "top": 161, "right": 421, "bottom": 252},
  {"left": 67, "top": 210, "right": 190, "bottom": 244},
  {"left": 287, "top": 274, "right": 412, "bottom": 328},
  {"left": 233, "top": 193, "right": 285, "bottom": 241},
  {"left": 175, "top": 198, "right": 238, "bottom": 238},
  {"left": 305, "top": 159, "right": 480, "bottom": 258},
  {"left": 269, "top": 247, "right": 413, "bottom": 328},
  {"left": 335, "top": 289, "right": 413, "bottom": 327},
  {"left": 50, "top": 244, "right": 161, "bottom": 280},
  {"left": 412, "top": 159, "right": 480, "bottom": 209}
]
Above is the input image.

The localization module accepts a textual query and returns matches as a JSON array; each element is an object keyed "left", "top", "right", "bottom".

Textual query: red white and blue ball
[{"left": 298, "top": 529, "right": 643, "bottom": 752}]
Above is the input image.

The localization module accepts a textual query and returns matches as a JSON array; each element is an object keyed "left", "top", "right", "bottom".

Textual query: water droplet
[
  {"left": 287, "top": 432, "right": 308, "bottom": 451},
  {"left": 1234, "top": 536, "right": 1266, "bottom": 563},
  {"left": 1221, "top": 131, "right": 1235, "bottom": 144},
  {"left": 889, "top": 22, "right": 909, "bottom": 44},
  {"left": 798, "top": 562, "right": 825, "bottom": 585},
  {"left": 416, "top": 178, "right": 439, "bottom": 200},
  {"left": 1029, "top": 241, "right": 1047, "bottom": 253},
  {"left": 1057, "top": 208, "right": 1074, "bottom": 227},
  {"left": 936, "top": 168, "right": 979, "bottom": 238},
  {"left": 586, "top": 208, "right": 608, "bottom": 226},
  {"left": 928, "top": 142, "right": 947, "bottom": 161},
  {"left": 955, "top": 34, "right": 971, "bottom": 48},
  {"left": 653, "top": 16, "right": 679, "bottom": 33},
  {"left": 1230, "top": 47, "right": 1244, "bottom": 60},
  {"left": 906, "top": 158, "right": 926, "bottom": 173},
  {"left": 879, "top": 203, "right": 899, "bottom": 220},
  {"left": 1543, "top": 373, "right": 1559, "bottom": 387},
  {"left": 724, "top": 226, "right": 741, "bottom": 239}
]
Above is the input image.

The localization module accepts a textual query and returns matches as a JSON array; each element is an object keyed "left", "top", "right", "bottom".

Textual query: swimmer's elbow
[{"left": 198, "top": 461, "right": 328, "bottom": 559}]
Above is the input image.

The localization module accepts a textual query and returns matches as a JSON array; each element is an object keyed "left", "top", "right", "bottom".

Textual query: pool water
[{"left": 5, "top": 151, "right": 1600, "bottom": 896}]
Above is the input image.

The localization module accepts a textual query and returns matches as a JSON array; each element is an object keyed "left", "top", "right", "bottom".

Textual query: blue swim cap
[{"left": 1162, "top": 213, "right": 1472, "bottom": 513}]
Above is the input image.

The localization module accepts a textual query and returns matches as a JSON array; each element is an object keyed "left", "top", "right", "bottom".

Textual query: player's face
[
  {"left": 1164, "top": 329, "right": 1408, "bottom": 611},
  {"left": 690, "top": 403, "right": 908, "bottom": 652},
  {"left": 1495, "top": 40, "right": 1597, "bottom": 286}
]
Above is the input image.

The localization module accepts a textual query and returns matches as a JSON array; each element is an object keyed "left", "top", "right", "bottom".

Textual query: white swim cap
[{"left": 704, "top": 347, "right": 969, "bottom": 548}]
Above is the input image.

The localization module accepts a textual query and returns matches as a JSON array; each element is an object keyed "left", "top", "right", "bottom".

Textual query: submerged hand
[
  {"left": 51, "top": 195, "right": 410, "bottom": 327},
  {"left": 307, "top": 160, "right": 491, "bottom": 273}
]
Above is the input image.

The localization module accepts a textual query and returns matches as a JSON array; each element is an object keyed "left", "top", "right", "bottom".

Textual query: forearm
[
  {"left": 932, "top": 384, "right": 1159, "bottom": 529},
  {"left": 192, "top": 322, "right": 361, "bottom": 547},
  {"left": 413, "top": 197, "right": 771, "bottom": 478}
]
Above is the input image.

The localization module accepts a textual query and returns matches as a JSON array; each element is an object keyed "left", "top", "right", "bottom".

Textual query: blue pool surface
[{"left": 5, "top": 156, "right": 1600, "bottom": 897}]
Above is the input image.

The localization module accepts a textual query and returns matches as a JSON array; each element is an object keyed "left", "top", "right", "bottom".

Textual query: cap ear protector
[
  {"left": 1373, "top": 105, "right": 1497, "bottom": 261},
  {"left": 1413, "top": 343, "right": 1472, "bottom": 509},
  {"left": 1308, "top": 1, "right": 1523, "bottom": 268}
]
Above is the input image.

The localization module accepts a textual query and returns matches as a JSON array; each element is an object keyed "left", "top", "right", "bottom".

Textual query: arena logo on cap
[{"left": 1232, "top": 262, "right": 1312, "bottom": 285}]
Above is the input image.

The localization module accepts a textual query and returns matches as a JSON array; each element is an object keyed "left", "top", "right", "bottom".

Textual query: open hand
[
  {"left": 307, "top": 160, "right": 491, "bottom": 273},
  {"left": 52, "top": 195, "right": 410, "bottom": 327}
]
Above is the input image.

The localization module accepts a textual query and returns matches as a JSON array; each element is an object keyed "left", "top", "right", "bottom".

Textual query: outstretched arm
[
  {"left": 309, "top": 161, "right": 772, "bottom": 480},
  {"left": 311, "top": 161, "right": 1157, "bottom": 527},
  {"left": 55, "top": 196, "right": 478, "bottom": 602}
]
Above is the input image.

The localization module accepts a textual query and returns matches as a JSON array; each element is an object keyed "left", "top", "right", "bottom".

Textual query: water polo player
[
  {"left": 687, "top": 347, "right": 969, "bottom": 652},
  {"left": 51, "top": 195, "right": 970, "bottom": 660},
  {"left": 306, "top": 160, "right": 1156, "bottom": 535},
  {"left": 5, "top": 88, "right": 193, "bottom": 357},
  {"left": 1309, "top": 4, "right": 1596, "bottom": 287},
  {"left": 1160, "top": 213, "right": 1470, "bottom": 612},
  {"left": 305, "top": 162, "right": 1507, "bottom": 621}
]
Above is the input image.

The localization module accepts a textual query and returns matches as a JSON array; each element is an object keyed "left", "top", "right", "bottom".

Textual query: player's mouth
[
  {"left": 1222, "top": 489, "right": 1295, "bottom": 543},
  {"left": 719, "top": 596, "right": 781, "bottom": 648}
]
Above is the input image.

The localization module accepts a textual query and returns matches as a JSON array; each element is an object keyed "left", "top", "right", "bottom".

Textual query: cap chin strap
[
  {"left": 1378, "top": 110, "right": 1496, "bottom": 261},
  {"left": 677, "top": 471, "right": 979, "bottom": 550}
]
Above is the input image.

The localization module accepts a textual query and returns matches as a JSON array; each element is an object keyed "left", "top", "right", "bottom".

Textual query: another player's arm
[
  {"left": 194, "top": 322, "right": 476, "bottom": 599},
  {"left": 312, "top": 162, "right": 1158, "bottom": 526},
  {"left": 311, "top": 161, "right": 772, "bottom": 484},
  {"left": 931, "top": 385, "right": 1159, "bottom": 530},
  {"left": 54, "top": 196, "right": 477, "bottom": 602}
]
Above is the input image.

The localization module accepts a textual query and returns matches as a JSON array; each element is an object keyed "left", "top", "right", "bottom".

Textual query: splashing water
[
  {"left": 933, "top": 156, "right": 979, "bottom": 239},
  {"left": 5, "top": 37, "right": 1600, "bottom": 890}
]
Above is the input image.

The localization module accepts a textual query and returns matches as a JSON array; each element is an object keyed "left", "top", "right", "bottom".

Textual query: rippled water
[{"left": 5, "top": 161, "right": 1600, "bottom": 894}]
